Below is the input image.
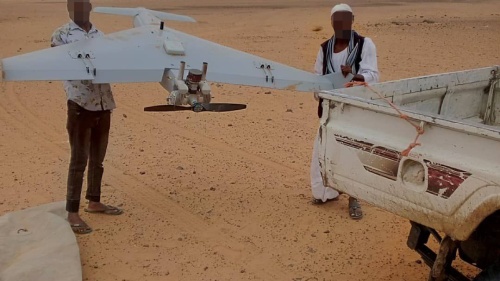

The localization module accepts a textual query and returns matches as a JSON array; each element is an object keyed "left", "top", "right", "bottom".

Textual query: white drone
[{"left": 0, "top": 7, "right": 353, "bottom": 112}]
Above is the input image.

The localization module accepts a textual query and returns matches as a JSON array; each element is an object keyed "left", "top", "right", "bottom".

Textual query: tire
[{"left": 473, "top": 259, "right": 500, "bottom": 281}]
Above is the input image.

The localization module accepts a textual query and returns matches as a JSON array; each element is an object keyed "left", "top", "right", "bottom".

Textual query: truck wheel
[{"left": 473, "top": 259, "right": 500, "bottom": 281}]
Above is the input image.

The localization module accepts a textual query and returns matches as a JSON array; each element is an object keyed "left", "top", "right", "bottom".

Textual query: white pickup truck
[{"left": 317, "top": 65, "right": 500, "bottom": 281}]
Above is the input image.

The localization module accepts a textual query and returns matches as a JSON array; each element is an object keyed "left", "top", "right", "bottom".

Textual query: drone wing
[
  {"left": 160, "top": 26, "right": 351, "bottom": 92},
  {"left": 1, "top": 25, "right": 351, "bottom": 92},
  {"left": 1, "top": 26, "right": 170, "bottom": 83}
]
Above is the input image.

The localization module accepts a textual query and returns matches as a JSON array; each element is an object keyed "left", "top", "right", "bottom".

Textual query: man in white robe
[{"left": 310, "top": 3, "right": 380, "bottom": 220}]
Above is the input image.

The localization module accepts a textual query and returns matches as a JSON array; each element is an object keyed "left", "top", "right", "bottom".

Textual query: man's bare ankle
[
  {"left": 67, "top": 212, "right": 81, "bottom": 220},
  {"left": 88, "top": 200, "right": 101, "bottom": 205}
]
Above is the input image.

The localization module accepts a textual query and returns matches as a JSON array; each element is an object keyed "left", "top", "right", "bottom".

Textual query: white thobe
[
  {"left": 313, "top": 37, "right": 379, "bottom": 82},
  {"left": 310, "top": 36, "right": 380, "bottom": 202}
]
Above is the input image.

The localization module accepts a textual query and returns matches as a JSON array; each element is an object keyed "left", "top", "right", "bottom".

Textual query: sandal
[
  {"left": 84, "top": 204, "right": 123, "bottom": 215},
  {"left": 348, "top": 197, "right": 363, "bottom": 220},
  {"left": 70, "top": 222, "right": 93, "bottom": 234}
]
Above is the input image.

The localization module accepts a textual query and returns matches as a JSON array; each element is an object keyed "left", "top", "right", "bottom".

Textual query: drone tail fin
[{"left": 92, "top": 7, "right": 196, "bottom": 23}]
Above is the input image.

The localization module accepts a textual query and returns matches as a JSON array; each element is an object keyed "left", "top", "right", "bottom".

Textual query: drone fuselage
[{"left": 129, "top": 8, "right": 212, "bottom": 107}]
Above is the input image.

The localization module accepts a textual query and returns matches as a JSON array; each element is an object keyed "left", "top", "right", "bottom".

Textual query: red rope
[{"left": 344, "top": 81, "right": 424, "bottom": 156}]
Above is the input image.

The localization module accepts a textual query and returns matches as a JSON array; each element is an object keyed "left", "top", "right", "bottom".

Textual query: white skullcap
[{"left": 331, "top": 3, "right": 353, "bottom": 16}]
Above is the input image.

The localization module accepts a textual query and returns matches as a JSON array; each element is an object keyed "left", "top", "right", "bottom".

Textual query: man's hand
[
  {"left": 340, "top": 65, "right": 352, "bottom": 77},
  {"left": 313, "top": 92, "right": 320, "bottom": 101},
  {"left": 345, "top": 74, "right": 367, "bottom": 88},
  {"left": 352, "top": 74, "right": 365, "bottom": 82}
]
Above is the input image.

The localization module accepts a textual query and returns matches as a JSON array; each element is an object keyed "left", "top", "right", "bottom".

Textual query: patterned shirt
[{"left": 50, "top": 20, "right": 116, "bottom": 111}]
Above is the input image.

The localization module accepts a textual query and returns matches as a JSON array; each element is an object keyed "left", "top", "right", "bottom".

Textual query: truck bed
[{"left": 317, "top": 65, "right": 500, "bottom": 241}]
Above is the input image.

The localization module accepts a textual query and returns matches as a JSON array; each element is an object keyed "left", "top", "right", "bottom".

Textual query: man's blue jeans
[{"left": 66, "top": 100, "right": 111, "bottom": 213}]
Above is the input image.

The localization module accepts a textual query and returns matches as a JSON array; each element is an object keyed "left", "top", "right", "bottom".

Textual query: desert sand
[{"left": 0, "top": 0, "right": 499, "bottom": 280}]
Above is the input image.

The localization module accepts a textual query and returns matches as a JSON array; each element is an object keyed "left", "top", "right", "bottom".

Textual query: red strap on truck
[{"left": 345, "top": 81, "right": 424, "bottom": 156}]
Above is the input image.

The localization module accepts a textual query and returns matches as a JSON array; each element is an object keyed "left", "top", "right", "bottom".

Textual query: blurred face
[
  {"left": 331, "top": 11, "right": 353, "bottom": 39},
  {"left": 67, "top": 0, "right": 92, "bottom": 25}
]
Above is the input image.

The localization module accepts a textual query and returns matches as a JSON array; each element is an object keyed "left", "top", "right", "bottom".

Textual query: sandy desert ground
[{"left": 0, "top": 0, "right": 499, "bottom": 280}]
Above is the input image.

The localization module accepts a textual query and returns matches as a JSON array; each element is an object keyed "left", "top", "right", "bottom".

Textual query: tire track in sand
[{"left": 118, "top": 101, "right": 306, "bottom": 183}]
